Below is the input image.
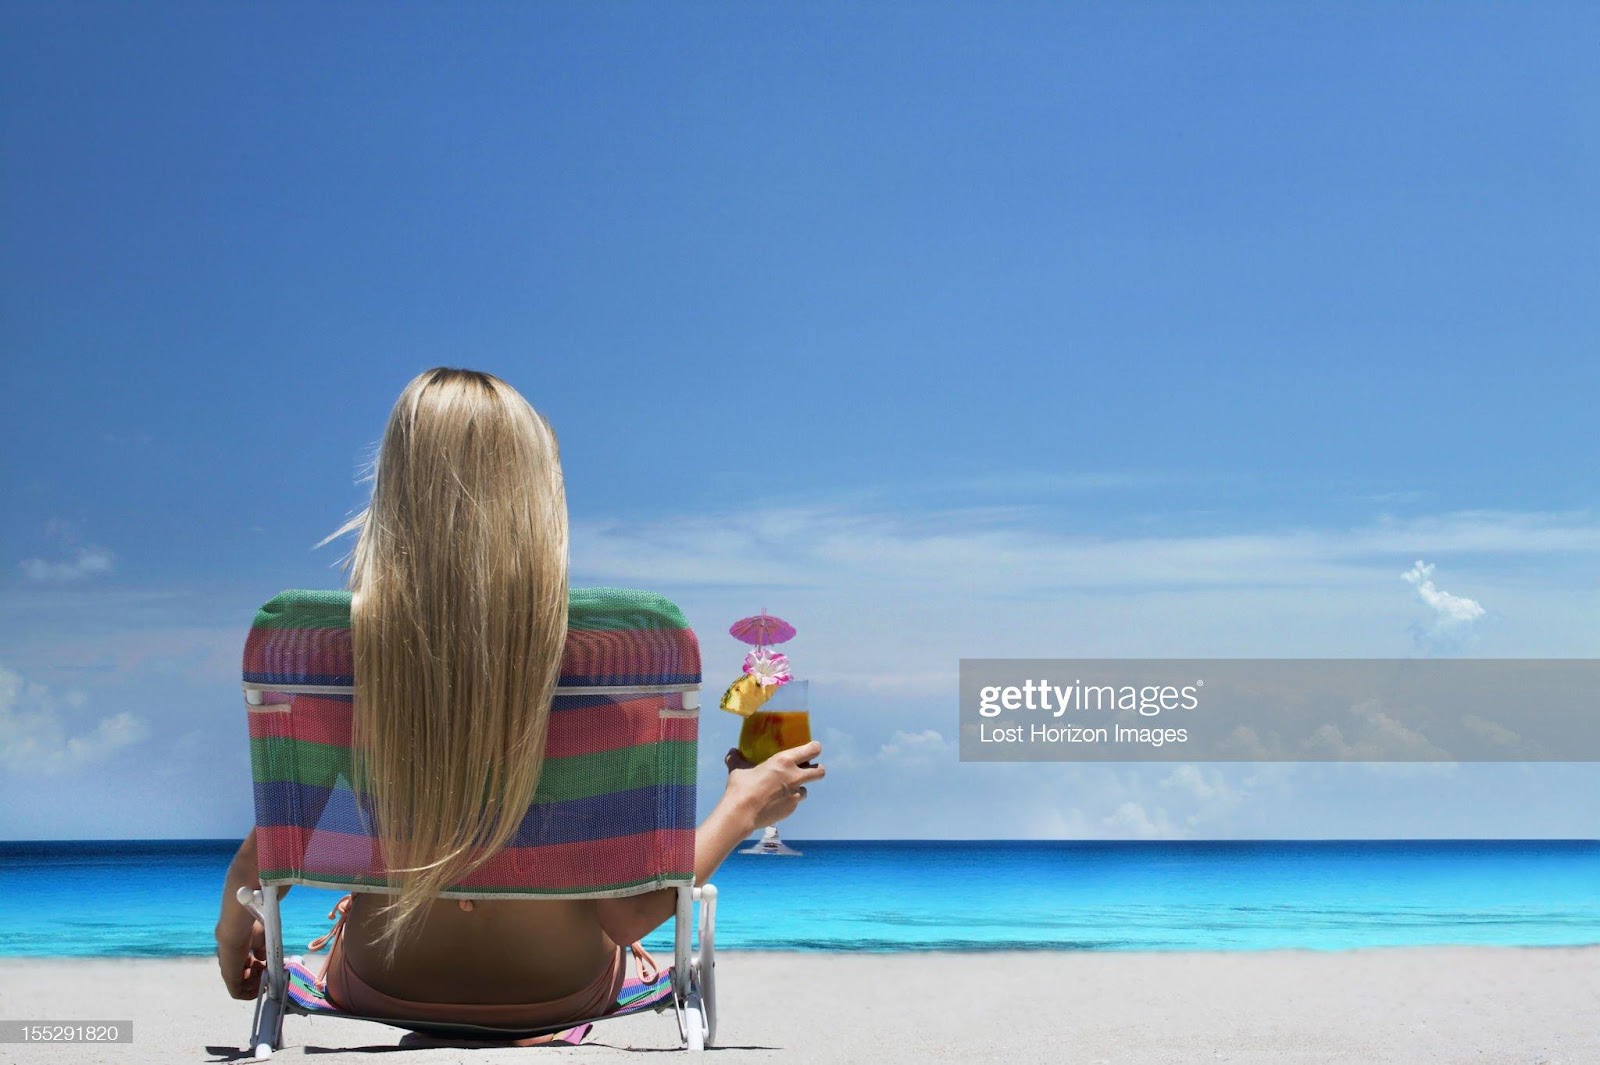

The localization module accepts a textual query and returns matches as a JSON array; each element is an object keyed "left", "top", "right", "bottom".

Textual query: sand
[{"left": 0, "top": 948, "right": 1595, "bottom": 1064}]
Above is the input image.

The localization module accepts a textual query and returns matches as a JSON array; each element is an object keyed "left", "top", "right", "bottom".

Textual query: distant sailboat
[{"left": 740, "top": 826, "right": 801, "bottom": 856}]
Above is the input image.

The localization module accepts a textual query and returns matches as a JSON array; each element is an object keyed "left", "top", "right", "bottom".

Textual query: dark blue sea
[{"left": 1, "top": 840, "right": 1596, "bottom": 957}]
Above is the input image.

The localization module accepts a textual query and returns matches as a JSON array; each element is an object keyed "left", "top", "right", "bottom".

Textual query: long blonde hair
[{"left": 326, "top": 368, "right": 569, "bottom": 950}]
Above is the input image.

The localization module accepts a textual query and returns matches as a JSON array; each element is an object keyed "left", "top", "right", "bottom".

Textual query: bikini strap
[
  {"left": 629, "top": 941, "right": 662, "bottom": 984},
  {"left": 307, "top": 893, "right": 354, "bottom": 954}
]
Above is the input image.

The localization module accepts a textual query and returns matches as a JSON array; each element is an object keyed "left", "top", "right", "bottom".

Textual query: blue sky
[{"left": 2, "top": 3, "right": 1598, "bottom": 839}]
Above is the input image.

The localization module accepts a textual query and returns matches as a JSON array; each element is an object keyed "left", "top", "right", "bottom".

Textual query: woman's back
[{"left": 340, "top": 895, "right": 615, "bottom": 1003}]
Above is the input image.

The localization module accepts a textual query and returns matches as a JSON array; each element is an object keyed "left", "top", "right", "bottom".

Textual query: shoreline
[
  {"left": 5, "top": 940, "right": 1600, "bottom": 959},
  {"left": 3, "top": 946, "right": 1595, "bottom": 1063}
]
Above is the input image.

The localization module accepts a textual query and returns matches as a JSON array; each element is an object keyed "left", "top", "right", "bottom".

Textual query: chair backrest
[{"left": 242, "top": 588, "right": 701, "bottom": 899}]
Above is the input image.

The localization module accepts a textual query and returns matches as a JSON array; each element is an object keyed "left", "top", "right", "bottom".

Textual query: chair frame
[{"left": 237, "top": 685, "right": 718, "bottom": 1058}]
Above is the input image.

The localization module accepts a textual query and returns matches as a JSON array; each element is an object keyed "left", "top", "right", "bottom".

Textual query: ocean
[{"left": 1, "top": 840, "right": 1596, "bottom": 957}]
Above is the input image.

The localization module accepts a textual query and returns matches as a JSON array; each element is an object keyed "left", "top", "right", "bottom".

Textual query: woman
[{"left": 215, "top": 367, "right": 823, "bottom": 1028}]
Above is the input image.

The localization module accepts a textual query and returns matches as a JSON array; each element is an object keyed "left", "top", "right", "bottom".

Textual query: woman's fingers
[
  {"left": 216, "top": 919, "right": 271, "bottom": 999},
  {"left": 235, "top": 961, "right": 259, "bottom": 998},
  {"left": 793, "top": 786, "right": 808, "bottom": 801},
  {"left": 795, "top": 763, "right": 826, "bottom": 784},
  {"left": 240, "top": 951, "right": 268, "bottom": 997},
  {"left": 776, "top": 740, "right": 822, "bottom": 766}
]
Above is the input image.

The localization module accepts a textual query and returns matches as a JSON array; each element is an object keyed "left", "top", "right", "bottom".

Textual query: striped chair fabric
[{"left": 242, "top": 587, "right": 701, "bottom": 898}]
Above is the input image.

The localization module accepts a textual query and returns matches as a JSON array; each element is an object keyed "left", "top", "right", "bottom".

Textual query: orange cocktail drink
[
  {"left": 736, "top": 679, "right": 810, "bottom": 764},
  {"left": 738, "top": 710, "right": 812, "bottom": 765}
]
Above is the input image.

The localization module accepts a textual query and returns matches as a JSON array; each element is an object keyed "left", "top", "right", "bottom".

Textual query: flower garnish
[{"left": 742, "top": 648, "right": 792, "bottom": 688}]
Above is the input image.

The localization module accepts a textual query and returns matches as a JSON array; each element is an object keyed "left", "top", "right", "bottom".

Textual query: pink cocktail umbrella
[{"left": 729, "top": 610, "right": 796, "bottom": 647}]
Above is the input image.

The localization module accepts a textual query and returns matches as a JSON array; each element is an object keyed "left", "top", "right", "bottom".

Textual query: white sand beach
[{"left": 2, "top": 948, "right": 1596, "bottom": 1064}]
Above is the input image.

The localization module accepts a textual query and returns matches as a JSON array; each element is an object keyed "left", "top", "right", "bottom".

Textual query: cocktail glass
[{"left": 737, "top": 679, "right": 809, "bottom": 855}]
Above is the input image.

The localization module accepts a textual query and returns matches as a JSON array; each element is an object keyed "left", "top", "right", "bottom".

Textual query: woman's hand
[
  {"left": 216, "top": 830, "right": 283, "bottom": 999},
  {"left": 215, "top": 913, "right": 267, "bottom": 1000},
  {"left": 722, "top": 740, "right": 825, "bottom": 832}
]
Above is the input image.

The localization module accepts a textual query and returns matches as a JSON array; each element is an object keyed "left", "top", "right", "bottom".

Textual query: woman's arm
[
  {"left": 215, "top": 829, "right": 290, "bottom": 999},
  {"left": 596, "top": 740, "right": 825, "bottom": 946}
]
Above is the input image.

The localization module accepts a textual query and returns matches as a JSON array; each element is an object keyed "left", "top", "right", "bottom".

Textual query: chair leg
[
  {"left": 682, "top": 991, "right": 706, "bottom": 1052},
  {"left": 672, "top": 886, "right": 693, "bottom": 1049},
  {"left": 250, "top": 987, "right": 284, "bottom": 1060},
  {"left": 239, "top": 886, "right": 287, "bottom": 1059},
  {"left": 672, "top": 884, "right": 718, "bottom": 1051},
  {"left": 696, "top": 884, "right": 718, "bottom": 1048}
]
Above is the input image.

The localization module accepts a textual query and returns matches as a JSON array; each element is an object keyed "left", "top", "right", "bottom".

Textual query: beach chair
[{"left": 235, "top": 588, "right": 717, "bottom": 1058}]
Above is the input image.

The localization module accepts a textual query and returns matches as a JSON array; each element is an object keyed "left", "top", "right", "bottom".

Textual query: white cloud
[
  {"left": 575, "top": 504, "right": 1597, "bottom": 704},
  {"left": 0, "top": 664, "right": 149, "bottom": 774},
  {"left": 1161, "top": 763, "right": 1222, "bottom": 801},
  {"left": 804, "top": 727, "right": 954, "bottom": 773},
  {"left": 1102, "top": 800, "right": 1172, "bottom": 838},
  {"left": 1403, "top": 560, "right": 1486, "bottom": 624},
  {"left": 797, "top": 723, "right": 1272, "bottom": 839},
  {"left": 1402, "top": 559, "right": 1486, "bottom": 653},
  {"left": 811, "top": 671, "right": 959, "bottom": 698},
  {"left": 1305, "top": 698, "right": 1452, "bottom": 762},
  {"left": 1462, "top": 714, "right": 1521, "bottom": 750},
  {"left": 877, "top": 728, "right": 954, "bottom": 766},
  {"left": 1158, "top": 764, "right": 1252, "bottom": 830},
  {"left": 19, "top": 546, "right": 115, "bottom": 582},
  {"left": 576, "top": 507, "right": 1600, "bottom": 596},
  {"left": 817, "top": 726, "right": 867, "bottom": 771}
]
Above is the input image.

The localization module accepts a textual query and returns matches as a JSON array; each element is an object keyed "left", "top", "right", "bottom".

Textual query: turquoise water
[{"left": 1, "top": 840, "right": 1596, "bottom": 957}]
